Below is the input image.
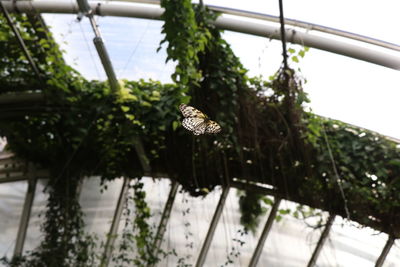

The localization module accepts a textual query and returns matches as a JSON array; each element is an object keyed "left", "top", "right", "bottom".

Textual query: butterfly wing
[
  {"left": 182, "top": 117, "right": 207, "bottom": 135},
  {"left": 180, "top": 104, "right": 221, "bottom": 135},
  {"left": 205, "top": 120, "right": 222, "bottom": 134},
  {"left": 180, "top": 104, "right": 207, "bottom": 119}
]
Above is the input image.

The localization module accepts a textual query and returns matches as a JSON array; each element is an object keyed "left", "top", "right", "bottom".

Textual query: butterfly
[{"left": 179, "top": 104, "right": 222, "bottom": 135}]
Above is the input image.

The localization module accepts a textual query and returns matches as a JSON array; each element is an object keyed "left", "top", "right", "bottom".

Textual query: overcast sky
[{"left": 42, "top": 0, "right": 400, "bottom": 138}]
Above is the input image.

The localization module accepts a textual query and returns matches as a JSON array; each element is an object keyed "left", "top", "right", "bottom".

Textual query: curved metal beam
[
  {"left": 1, "top": 1, "right": 400, "bottom": 70},
  {"left": 116, "top": 0, "right": 400, "bottom": 52}
]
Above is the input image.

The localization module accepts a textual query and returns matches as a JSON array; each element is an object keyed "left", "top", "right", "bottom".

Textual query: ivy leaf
[
  {"left": 121, "top": 105, "right": 130, "bottom": 112},
  {"left": 172, "top": 120, "right": 180, "bottom": 131}
]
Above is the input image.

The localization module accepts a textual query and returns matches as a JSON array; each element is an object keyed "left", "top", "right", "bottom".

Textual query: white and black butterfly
[{"left": 179, "top": 104, "right": 222, "bottom": 135}]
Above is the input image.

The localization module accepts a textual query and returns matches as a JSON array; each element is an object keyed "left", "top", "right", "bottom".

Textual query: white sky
[{"left": 42, "top": 0, "right": 400, "bottom": 139}]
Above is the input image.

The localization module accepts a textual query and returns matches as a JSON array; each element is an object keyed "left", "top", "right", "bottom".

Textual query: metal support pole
[
  {"left": 0, "top": 1, "right": 42, "bottom": 79},
  {"left": 76, "top": 0, "right": 120, "bottom": 92},
  {"left": 100, "top": 177, "right": 131, "bottom": 267},
  {"left": 278, "top": 0, "right": 288, "bottom": 69},
  {"left": 307, "top": 214, "right": 336, "bottom": 267},
  {"left": 133, "top": 138, "right": 151, "bottom": 174},
  {"left": 248, "top": 198, "right": 282, "bottom": 267},
  {"left": 375, "top": 235, "right": 395, "bottom": 267},
  {"left": 195, "top": 186, "right": 230, "bottom": 267},
  {"left": 150, "top": 181, "right": 179, "bottom": 266},
  {"left": 13, "top": 164, "right": 37, "bottom": 257}
]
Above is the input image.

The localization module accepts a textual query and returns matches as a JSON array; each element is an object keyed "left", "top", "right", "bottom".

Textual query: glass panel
[
  {"left": 0, "top": 181, "right": 27, "bottom": 258},
  {"left": 23, "top": 179, "right": 48, "bottom": 253},
  {"left": 80, "top": 176, "right": 123, "bottom": 238},
  {"left": 316, "top": 216, "right": 387, "bottom": 266},
  {"left": 204, "top": 187, "right": 267, "bottom": 266},
  {"left": 257, "top": 200, "right": 326, "bottom": 267},
  {"left": 383, "top": 240, "right": 400, "bottom": 267},
  {"left": 42, "top": 14, "right": 174, "bottom": 82},
  {"left": 108, "top": 177, "right": 174, "bottom": 266},
  {"left": 159, "top": 185, "right": 220, "bottom": 266}
]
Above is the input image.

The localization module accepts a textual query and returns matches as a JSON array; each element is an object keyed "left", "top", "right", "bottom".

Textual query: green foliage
[
  {"left": 1, "top": 177, "right": 97, "bottom": 267},
  {"left": 238, "top": 191, "right": 271, "bottom": 233},
  {"left": 160, "top": 0, "right": 211, "bottom": 85},
  {"left": 113, "top": 179, "right": 169, "bottom": 266},
  {"left": 304, "top": 114, "right": 400, "bottom": 226},
  {"left": 1, "top": 2, "right": 400, "bottom": 266}
]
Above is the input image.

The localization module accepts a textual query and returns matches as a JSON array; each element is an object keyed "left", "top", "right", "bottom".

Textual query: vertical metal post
[
  {"left": 278, "top": 0, "right": 288, "bottom": 69},
  {"left": 307, "top": 214, "right": 336, "bottom": 267},
  {"left": 149, "top": 181, "right": 179, "bottom": 266},
  {"left": 100, "top": 177, "right": 131, "bottom": 267},
  {"left": 133, "top": 139, "right": 151, "bottom": 175},
  {"left": 375, "top": 235, "right": 395, "bottom": 267},
  {"left": 195, "top": 186, "right": 230, "bottom": 267},
  {"left": 248, "top": 198, "right": 282, "bottom": 267},
  {"left": 13, "top": 164, "right": 37, "bottom": 257}
]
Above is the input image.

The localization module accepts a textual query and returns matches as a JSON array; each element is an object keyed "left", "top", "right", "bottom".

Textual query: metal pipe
[
  {"left": 206, "top": 4, "right": 400, "bottom": 52},
  {"left": 195, "top": 186, "right": 230, "bottom": 267},
  {"left": 13, "top": 164, "right": 37, "bottom": 257},
  {"left": 76, "top": 0, "right": 120, "bottom": 92},
  {"left": 248, "top": 198, "right": 281, "bottom": 267},
  {"left": 215, "top": 16, "right": 400, "bottom": 70},
  {"left": 150, "top": 181, "right": 179, "bottom": 266},
  {"left": 2, "top": 1, "right": 400, "bottom": 70},
  {"left": 133, "top": 138, "right": 151, "bottom": 174},
  {"left": 100, "top": 177, "right": 131, "bottom": 267},
  {"left": 278, "top": 0, "right": 288, "bottom": 69},
  {"left": 375, "top": 235, "right": 395, "bottom": 267},
  {"left": 92, "top": 36, "right": 119, "bottom": 92},
  {"left": 0, "top": 1, "right": 42, "bottom": 79},
  {"left": 307, "top": 214, "right": 335, "bottom": 267},
  {"left": 116, "top": 0, "right": 400, "bottom": 52}
]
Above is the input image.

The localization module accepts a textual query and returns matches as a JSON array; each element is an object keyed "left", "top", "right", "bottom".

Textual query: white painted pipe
[
  {"left": 2, "top": 1, "right": 400, "bottom": 70},
  {"left": 117, "top": 0, "right": 400, "bottom": 52}
]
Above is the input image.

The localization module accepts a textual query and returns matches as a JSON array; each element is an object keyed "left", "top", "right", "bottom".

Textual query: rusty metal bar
[
  {"left": 13, "top": 164, "right": 37, "bottom": 257},
  {"left": 375, "top": 235, "right": 395, "bottom": 267},
  {"left": 307, "top": 214, "right": 336, "bottom": 267},
  {"left": 195, "top": 186, "right": 230, "bottom": 267},
  {"left": 100, "top": 177, "right": 131, "bottom": 267},
  {"left": 248, "top": 198, "right": 282, "bottom": 267},
  {"left": 150, "top": 180, "right": 179, "bottom": 266}
]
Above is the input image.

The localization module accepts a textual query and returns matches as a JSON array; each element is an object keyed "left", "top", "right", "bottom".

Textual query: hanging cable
[
  {"left": 322, "top": 126, "right": 351, "bottom": 220},
  {"left": 278, "top": 0, "right": 288, "bottom": 70}
]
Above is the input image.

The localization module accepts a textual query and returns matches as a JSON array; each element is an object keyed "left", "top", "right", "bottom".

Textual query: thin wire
[
  {"left": 119, "top": 20, "right": 151, "bottom": 78},
  {"left": 78, "top": 21, "right": 102, "bottom": 79},
  {"left": 278, "top": 0, "right": 288, "bottom": 70},
  {"left": 321, "top": 125, "right": 351, "bottom": 220}
]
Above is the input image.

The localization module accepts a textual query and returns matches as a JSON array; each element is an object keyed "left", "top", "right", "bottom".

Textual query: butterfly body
[{"left": 179, "top": 104, "right": 221, "bottom": 135}]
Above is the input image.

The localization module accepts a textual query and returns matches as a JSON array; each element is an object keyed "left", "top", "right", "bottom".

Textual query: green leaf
[
  {"left": 121, "top": 106, "right": 130, "bottom": 112},
  {"left": 172, "top": 120, "right": 180, "bottom": 131}
]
